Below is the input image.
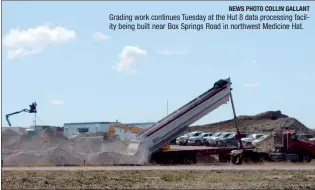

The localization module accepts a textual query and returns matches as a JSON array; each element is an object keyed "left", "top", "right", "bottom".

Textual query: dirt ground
[
  {"left": 2, "top": 170, "right": 315, "bottom": 189},
  {"left": 2, "top": 111, "right": 314, "bottom": 166}
]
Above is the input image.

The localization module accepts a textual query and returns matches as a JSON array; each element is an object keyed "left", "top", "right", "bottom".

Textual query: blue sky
[{"left": 2, "top": 1, "right": 314, "bottom": 129}]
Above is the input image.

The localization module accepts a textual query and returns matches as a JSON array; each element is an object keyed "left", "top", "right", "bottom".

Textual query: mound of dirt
[
  {"left": 191, "top": 110, "right": 315, "bottom": 152},
  {"left": 65, "top": 136, "right": 104, "bottom": 154},
  {"left": 2, "top": 127, "right": 135, "bottom": 166},
  {"left": 3, "top": 147, "right": 87, "bottom": 166},
  {"left": 2, "top": 128, "right": 21, "bottom": 136},
  {"left": 88, "top": 152, "right": 125, "bottom": 164},
  {"left": 192, "top": 111, "right": 313, "bottom": 134},
  {"left": 3, "top": 151, "right": 46, "bottom": 166},
  {"left": 44, "top": 147, "right": 87, "bottom": 165},
  {"left": 2, "top": 129, "right": 24, "bottom": 152},
  {"left": 87, "top": 151, "right": 142, "bottom": 165}
]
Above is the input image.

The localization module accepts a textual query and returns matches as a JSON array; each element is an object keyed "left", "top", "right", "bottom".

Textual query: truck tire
[
  {"left": 167, "top": 159, "right": 175, "bottom": 165},
  {"left": 231, "top": 154, "right": 243, "bottom": 164},
  {"left": 150, "top": 160, "right": 157, "bottom": 165},
  {"left": 298, "top": 152, "right": 312, "bottom": 163},
  {"left": 230, "top": 150, "right": 244, "bottom": 164},
  {"left": 183, "top": 159, "right": 193, "bottom": 165}
]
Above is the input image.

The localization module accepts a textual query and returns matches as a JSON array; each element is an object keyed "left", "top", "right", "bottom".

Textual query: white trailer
[{"left": 125, "top": 78, "right": 242, "bottom": 164}]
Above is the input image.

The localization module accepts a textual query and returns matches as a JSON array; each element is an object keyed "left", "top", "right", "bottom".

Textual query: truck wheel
[
  {"left": 298, "top": 153, "right": 312, "bottom": 163},
  {"left": 231, "top": 154, "right": 243, "bottom": 165},
  {"left": 167, "top": 159, "right": 175, "bottom": 165},
  {"left": 150, "top": 160, "right": 157, "bottom": 165},
  {"left": 183, "top": 159, "right": 193, "bottom": 165}
]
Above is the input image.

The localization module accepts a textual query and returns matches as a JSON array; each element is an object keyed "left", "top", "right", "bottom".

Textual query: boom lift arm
[{"left": 5, "top": 102, "right": 37, "bottom": 126}]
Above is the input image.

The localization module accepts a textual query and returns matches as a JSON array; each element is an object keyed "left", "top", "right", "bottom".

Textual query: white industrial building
[
  {"left": 63, "top": 121, "right": 155, "bottom": 139},
  {"left": 63, "top": 121, "right": 119, "bottom": 138}
]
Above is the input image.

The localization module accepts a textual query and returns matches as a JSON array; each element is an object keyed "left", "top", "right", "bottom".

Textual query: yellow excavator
[{"left": 108, "top": 124, "right": 170, "bottom": 151}]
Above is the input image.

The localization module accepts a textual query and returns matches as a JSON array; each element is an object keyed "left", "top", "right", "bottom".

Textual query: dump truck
[
  {"left": 122, "top": 77, "right": 315, "bottom": 165},
  {"left": 123, "top": 77, "right": 253, "bottom": 164}
]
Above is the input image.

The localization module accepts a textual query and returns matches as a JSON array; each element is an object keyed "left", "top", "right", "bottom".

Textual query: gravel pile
[
  {"left": 2, "top": 128, "right": 21, "bottom": 136},
  {"left": 44, "top": 147, "right": 87, "bottom": 165},
  {"left": 2, "top": 129, "right": 23, "bottom": 151},
  {"left": 2, "top": 127, "right": 134, "bottom": 166},
  {"left": 192, "top": 110, "right": 315, "bottom": 151},
  {"left": 3, "top": 151, "right": 46, "bottom": 166}
]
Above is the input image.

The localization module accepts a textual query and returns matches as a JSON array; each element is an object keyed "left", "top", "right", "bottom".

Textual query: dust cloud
[{"left": 2, "top": 127, "right": 147, "bottom": 166}]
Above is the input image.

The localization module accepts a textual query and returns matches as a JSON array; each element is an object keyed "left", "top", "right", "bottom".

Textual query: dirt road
[{"left": 3, "top": 164, "right": 315, "bottom": 171}]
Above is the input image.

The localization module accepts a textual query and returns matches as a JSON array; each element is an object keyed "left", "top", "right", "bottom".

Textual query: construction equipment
[
  {"left": 230, "top": 128, "right": 315, "bottom": 164},
  {"left": 268, "top": 129, "right": 315, "bottom": 162},
  {"left": 123, "top": 77, "right": 315, "bottom": 165},
  {"left": 108, "top": 124, "right": 144, "bottom": 136},
  {"left": 6, "top": 102, "right": 37, "bottom": 126},
  {"left": 123, "top": 77, "right": 250, "bottom": 164}
]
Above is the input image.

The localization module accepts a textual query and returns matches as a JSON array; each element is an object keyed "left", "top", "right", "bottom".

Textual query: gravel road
[{"left": 3, "top": 164, "right": 315, "bottom": 171}]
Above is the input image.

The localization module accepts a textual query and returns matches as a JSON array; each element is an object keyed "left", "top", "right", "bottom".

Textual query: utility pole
[
  {"left": 34, "top": 113, "right": 36, "bottom": 128},
  {"left": 167, "top": 100, "right": 169, "bottom": 115}
]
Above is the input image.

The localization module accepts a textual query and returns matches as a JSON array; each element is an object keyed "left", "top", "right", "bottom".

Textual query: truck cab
[{"left": 270, "top": 129, "right": 315, "bottom": 162}]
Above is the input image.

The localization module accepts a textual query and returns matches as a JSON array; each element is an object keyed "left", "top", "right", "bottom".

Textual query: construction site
[
  {"left": 2, "top": 78, "right": 315, "bottom": 166},
  {"left": 2, "top": 78, "right": 315, "bottom": 189}
]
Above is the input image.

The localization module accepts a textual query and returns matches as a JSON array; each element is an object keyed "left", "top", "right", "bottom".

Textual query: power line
[{"left": 35, "top": 115, "right": 46, "bottom": 126}]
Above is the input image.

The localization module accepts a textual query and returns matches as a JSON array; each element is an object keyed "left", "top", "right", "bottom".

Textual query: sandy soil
[
  {"left": 3, "top": 163, "right": 315, "bottom": 171},
  {"left": 2, "top": 170, "right": 315, "bottom": 189}
]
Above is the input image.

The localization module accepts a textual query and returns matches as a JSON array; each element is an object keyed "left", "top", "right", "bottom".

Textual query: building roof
[
  {"left": 122, "top": 122, "right": 155, "bottom": 126},
  {"left": 63, "top": 121, "right": 120, "bottom": 126}
]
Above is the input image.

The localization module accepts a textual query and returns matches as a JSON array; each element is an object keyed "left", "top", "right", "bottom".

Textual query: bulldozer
[{"left": 107, "top": 124, "right": 170, "bottom": 151}]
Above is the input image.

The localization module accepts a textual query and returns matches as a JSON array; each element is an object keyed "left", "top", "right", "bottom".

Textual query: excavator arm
[
  {"left": 6, "top": 109, "right": 29, "bottom": 126},
  {"left": 5, "top": 102, "right": 37, "bottom": 126}
]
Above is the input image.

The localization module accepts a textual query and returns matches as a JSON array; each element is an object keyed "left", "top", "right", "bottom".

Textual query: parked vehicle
[
  {"left": 217, "top": 133, "right": 249, "bottom": 147},
  {"left": 201, "top": 132, "right": 213, "bottom": 145},
  {"left": 176, "top": 131, "right": 203, "bottom": 145},
  {"left": 207, "top": 132, "right": 234, "bottom": 147},
  {"left": 251, "top": 134, "right": 269, "bottom": 147},
  {"left": 187, "top": 132, "right": 213, "bottom": 146},
  {"left": 241, "top": 134, "right": 265, "bottom": 147},
  {"left": 204, "top": 132, "right": 222, "bottom": 146}
]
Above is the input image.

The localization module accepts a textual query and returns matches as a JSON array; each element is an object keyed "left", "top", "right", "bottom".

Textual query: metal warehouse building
[
  {"left": 63, "top": 121, "right": 155, "bottom": 138},
  {"left": 122, "top": 122, "right": 155, "bottom": 128}
]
